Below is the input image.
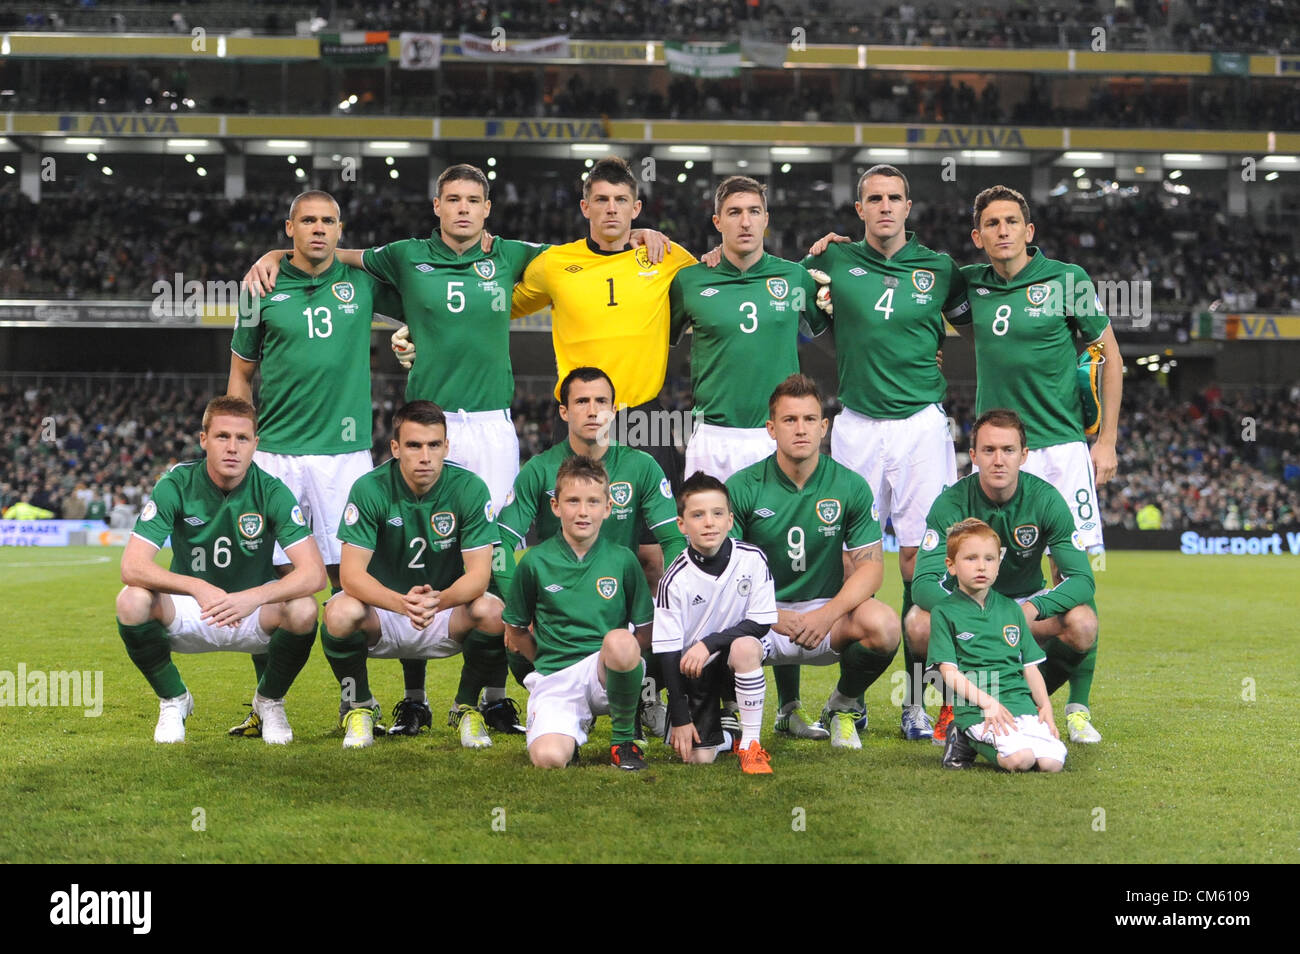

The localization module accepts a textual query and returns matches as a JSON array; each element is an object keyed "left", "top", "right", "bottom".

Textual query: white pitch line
[{"left": 1, "top": 556, "right": 114, "bottom": 568}]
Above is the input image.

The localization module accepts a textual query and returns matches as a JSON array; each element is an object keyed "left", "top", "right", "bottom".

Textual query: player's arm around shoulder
[{"left": 510, "top": 248, "right": 553, "bottom": 318}]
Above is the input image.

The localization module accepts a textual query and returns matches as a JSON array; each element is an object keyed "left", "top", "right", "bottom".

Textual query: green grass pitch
[{"left": 1, "top": 547, "right": 1294, "bottom": 864}]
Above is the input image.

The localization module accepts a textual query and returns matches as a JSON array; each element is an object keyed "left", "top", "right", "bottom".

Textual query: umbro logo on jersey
[
  {"left": 700, "top": 288, "right": 720, "bottom": 297},
  {"left": 849, "top": 267, "right": 867, "bottom": 277},
  {"left": 691, "top": 595, "right": 706, "bottom": 606},
  {"left": 415, "top": 263, "right": 434, "bottom": 272},
  {"left": 388, "top": 517, "right": 404, "bottom": 527},
  {"left": 184, "top": 516, "right": 204, "bottom": 527},
  {"left": 975, "top": 288, "right": 990, "bottom": 295},
  {"left": 269, "top": 293, "right": 291, "bottom": 302},
  {"left": 956, "top": 631, "right": 975, "bottom": 641},
  {"left": 544, "top": 584, "right": 564, "bottom": 593},
  {"left": 564, "top": 264, "right": 583, "bottom": 273},
  {"left": 753, "top": 508, "right": 775, "bottom": 518}
]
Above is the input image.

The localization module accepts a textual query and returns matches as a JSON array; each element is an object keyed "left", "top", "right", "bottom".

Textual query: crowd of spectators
[
  {"left": 4, "top": 177, "right": 1297, "bottom": 320},
  {"left": 5, "top": 373, "right": 1299, "bottom": 533},
  {"left": 7, "top": 1, "right": 1299, "bottom": 53}
]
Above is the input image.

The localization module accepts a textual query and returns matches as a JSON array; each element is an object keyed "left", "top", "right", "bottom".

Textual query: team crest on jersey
[
  {"left": 1003, "top": 624, "right": 1021, "bottom": 648},
  {"left": 609, "top": 481, "right": 633, "bottom": 507},
  {"left": 1013, "top": 524, "right": 1039, "bottom": 549},
  {"left": 344, "top": 503, "right": 359, "bottom": 526},
  {"left": 291, "top": 506, "right": 306, "bottom": 527},
  {"left": 473, "top": 260, "right": 496, "bottom": 280},
  {"left": 766, "top": 277, "right": 789, "bottom": 300},
  {"left": 331, "top": 282, "right": 356, "bottom": 304},
  {"left": 1026, "top": 284, "right": 1051, "bottom": 307},
  {"left": 737, "top": 577, "right": 752, "bottom": 597},
  {"left": 141, "top": 501, "right": 157, "bottom": 522},
  {"left": 596, "top": 576, "right": 619, "bottom": 599},
  {"left": 816, "top": 498, "right": 841, "bottom": 524},
  {"left": 430, "top": 512, "right": 456, "bottom": 537},
  {"left": 635, "top": 247, "right": 654, "bottom": 270},
  {"left": 238, "top": 513, "right": 264, "bottom": 539},
  {"left": 921, "top": 528, "right": 939, "bottom": 551},
  {"left": 911, "top": 269, "right": 935, "bottom": 293}
]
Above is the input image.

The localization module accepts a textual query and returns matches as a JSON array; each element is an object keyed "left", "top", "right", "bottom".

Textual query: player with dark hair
[
  {"left": 957, "top": 184, "right": 1121, "bottom": 743},
  {"left": 907, "top": 408, "right": 1097, "bottom": 746},
  {"left": 493, "top": 367, "right": 686, "bottom": 737},
  {"left": 654, "top": 471, "right": 776, "bottom": 773},
  {"left": 726, "top": 374, "right": 901, "bottom": 749},
  {"left": 227, "top": 189, "right": 404, "bottom": 737},
  {"left": 503, "top": 455, "right": 655, "bottom": 770},
  {"left": 322, "top": 401, "right": 502, "bottom": 750},
  {"left": 116, "top": 396, "right": 325, "bottom": 744},
  {"left": 796, "top": 164, "right": 970, "bottom": 742},
  {"left": 670, "top": 175, "right": 831, "bottom": 482}
]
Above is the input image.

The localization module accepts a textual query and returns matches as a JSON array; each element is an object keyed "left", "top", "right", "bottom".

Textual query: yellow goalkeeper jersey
[{"left": 512, "top": 238, "right": 697, "bottom": 407}]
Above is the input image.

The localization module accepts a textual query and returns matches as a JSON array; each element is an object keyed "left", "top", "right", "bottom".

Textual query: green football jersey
[
  {"left": 727, "top": 453, "right": 881, "bottom": 602},
  {"left": 337, "top": 459, "right": 495, "bottom": 594},
  {"left": 669, "top": 254, "right": 827, "bottom": 428},
  {"left": 494, "top": 442, "right": 686, "bottom": 590},
  {"left": 503, "top": 534, "right": 654, "bottom": 676},
  {"left": 232, "top": 257, "right": 402, "bottom": 455},
  {"left": 912, "top": 471, "right": 1095, "bottom": 616},
  {"left": 927, "top": 587, "right": 1046, "bottom": 732},
  {"left": 363, "top": 233, "right": 546, "bottom": 411},
  {"left": 803, "top": 233, "right": 968, "bottom": 419},
  {"left": 957, "top": 250, "right": 1111, "bottom": 449},
  {"left": 133, "top": 460, "right": 311, "bottom": 592}
]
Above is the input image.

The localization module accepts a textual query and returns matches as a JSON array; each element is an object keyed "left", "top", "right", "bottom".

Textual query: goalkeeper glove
[
  {"left": 807, "top": 269, "right": 832, "bottom": 316},
  {"left": 391, "top": 325, "right": 416, "bottom": 370}
]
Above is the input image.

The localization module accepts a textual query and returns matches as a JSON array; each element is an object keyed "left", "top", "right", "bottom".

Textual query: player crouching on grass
[
  {"left": 927, "top": 518, "right": 1066, "bottom": 772},
  {"left": 654, "top": 472, "right": 777, "bottom": 774},
  {"left": 322, "top": 401, "right": 504, "bottom": 750},
  {"left": 117, "top": 396, "right": 325, "bottom": 745},
  {"left": 503, "top": 456, "right": 655, "bottom": 770}
]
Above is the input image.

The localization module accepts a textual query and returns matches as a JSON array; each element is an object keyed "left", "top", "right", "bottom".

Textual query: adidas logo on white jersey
[
  {"left": 691, "top": 594, "right": 706, "bottom": 605},
  {"left": 753, "top": 508, "right": 775, "bottom": 518},
  {"left": 700, "top": 288, "right": 719, "bottom": 297},
  {"left": 544, "top": 584, "right": 564, "bottom": 593}
]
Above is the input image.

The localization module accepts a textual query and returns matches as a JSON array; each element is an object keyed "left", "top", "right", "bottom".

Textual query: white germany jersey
[{"left": 653, "top": 541, "right": 778, "bottom": 655}]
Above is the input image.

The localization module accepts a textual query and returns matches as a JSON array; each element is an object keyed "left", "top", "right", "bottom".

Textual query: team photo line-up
[{"left": 116, "top": 154, "right": 1120, "bottom": 774}]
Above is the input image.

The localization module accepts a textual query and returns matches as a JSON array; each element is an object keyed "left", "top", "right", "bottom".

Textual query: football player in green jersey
[
  {"left": 321, "top": 401, "right": 504, "bottom": 750},
  {"left": 727, "top": 374, "right": 901, "bottom": 749},
  {"left": 957, "top": 184, "right": 1122, "bottom": 742},
  {"left": 116, "top": 396, "right": 326, "bottom": 744},
  {"left": 799, "top": 164, "right": 970, "bottom": 741},
  {"left": 227, "top": 189, "right": 403, "bottom": 737},
  {"left": 927, "top": 518, "right": 1065, "bottom": 772},
  {"left": 907, "top": 409, "right": 1097, "bottom": 744},
  {"left": 670, "top": 175, "right": 830, "bottom": 482},
  {"left": 504, "top": 456, "right": 655, "bottom": 770}
]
